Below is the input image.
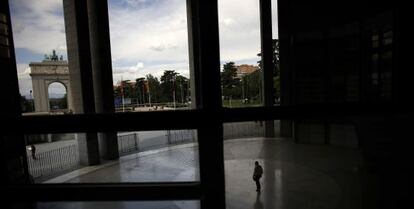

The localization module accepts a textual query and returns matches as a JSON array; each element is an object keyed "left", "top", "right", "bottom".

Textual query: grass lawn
[{"left": 222, "top": 99, "right": 262, "bottom": 108}]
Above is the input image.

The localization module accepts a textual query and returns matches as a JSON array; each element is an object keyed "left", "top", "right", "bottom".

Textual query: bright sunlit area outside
[
  {"left": 108, "top": 0, "right": 191, "bottom": 112},
  {"left": 9, "top": 0, "right": 69, "bottom": 114},
  {"left": 10, "top": 0, "right": 280, "bottom": 113},
  {"left": 8, "top": 0, "right": 200, "bottom": 185},
  {"left": 8, "top": 0, "right": 279, "bottom": 186},
  {"left": 219, "top": 0, "right": 279, "bottom": 108}
]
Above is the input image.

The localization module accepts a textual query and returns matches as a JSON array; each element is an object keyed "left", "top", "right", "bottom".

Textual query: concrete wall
[{"left": 295, "top": 121, "right": 359, "bottom": 148}]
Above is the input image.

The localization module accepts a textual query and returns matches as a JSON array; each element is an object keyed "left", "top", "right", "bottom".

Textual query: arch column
[
  {"left": 29, "top": 61, "right": 71, "bottom": 113},
  {"left": 32, "top": 76, "right": 49, "bottom": 112}
]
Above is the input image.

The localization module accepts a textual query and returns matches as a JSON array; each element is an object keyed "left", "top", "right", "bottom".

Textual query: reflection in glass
[{"left": 25, "top": 129, "right": 199, "bottom": 183}]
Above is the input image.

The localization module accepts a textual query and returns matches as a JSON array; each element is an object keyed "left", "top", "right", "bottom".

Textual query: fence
[
  {"left": 117, "top": 130, "right": 196, "bottom": 155},
  {"left": 117, "top": 133, "right": 139, "bottom": 154},
  {"left": 27, "top": 122, "right": 274, "bottom": 180},
  {"left": 118, "top": 121, "right": 273, "bottom": 155},
  {"left": 27, "top": 144, "right": 80, "bottom": 179}
]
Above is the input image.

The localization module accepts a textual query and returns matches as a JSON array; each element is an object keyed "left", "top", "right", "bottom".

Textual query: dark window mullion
[
  {"left": 1, "top": 0, "right": 31, "bottom": 187},
  {"left": 10, "top": 110, "right": 205, "bottom": 134},
  {"left": 72, "top": 0, "right": 96, "bottom": 113},
  {"left": 260, "top": 0, "right": 274, "bottom": 108},
  {"left": 260, "top": 0, "right": 275, "bottom": 137},
  {"left": 5, "top": 182, "right": 202, "bottom": 201},
  {"left": 187, "top": 0, "right": 225, "bottom": 208},
  {"left": 222, "top": 103, "right": 407, "bottom": 123},
  {"left": 8, "top": 103, "right": 408, "bottom": 135}
]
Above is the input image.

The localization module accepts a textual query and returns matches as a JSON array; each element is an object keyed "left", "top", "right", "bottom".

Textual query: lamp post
[
  {"left": 180, "top": 83, "right": 184, "bottom": 104},
  {"left": 29, "top": 89, "right": 34, "bottom": 112},
  {"left": 172, "top": 75, "right": 176, "bottom": 109},
  {"left": 242, "top": 77, "right": 245, "bottom": 103}
]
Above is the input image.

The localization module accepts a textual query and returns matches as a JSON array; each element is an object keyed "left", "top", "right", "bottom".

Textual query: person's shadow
[{"left": 253, "top": 191, "right": 264, "bottom": 209}]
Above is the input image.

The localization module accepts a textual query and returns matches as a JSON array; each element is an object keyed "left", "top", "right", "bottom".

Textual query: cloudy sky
[{"left": 10, "top": 0, "right": 278, "bottom": 97}]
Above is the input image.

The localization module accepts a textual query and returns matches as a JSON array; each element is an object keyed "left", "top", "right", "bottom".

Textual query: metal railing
[
  {"left": 117, "top": 133, "right": 139, "bottom": 154},
  {"left": 27, "top": 144, "right": 80, "bottom": 179},
  {"left": 27, "top": 121, "right": 273, "bottom": 180},
  {"left": 117, "top": 130, "right": 196, "bottom": 155}
]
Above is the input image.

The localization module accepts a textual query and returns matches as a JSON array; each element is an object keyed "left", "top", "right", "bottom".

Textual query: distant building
[{"left": 235, "top": 64, "right": 259, "bottom": 78}]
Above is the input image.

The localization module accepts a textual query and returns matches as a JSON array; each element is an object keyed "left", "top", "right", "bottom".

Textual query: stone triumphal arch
[{"left": 30, "top": 60, "right": 72, "bottom": 112}]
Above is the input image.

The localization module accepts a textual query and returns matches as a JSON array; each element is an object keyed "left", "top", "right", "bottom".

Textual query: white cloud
[
  {"left": 11, "top": 0, "right": 279, "bottom": 93},
  {"left": 108, "top": 0, "right": 189, "bottom": 66},
  {"left": 150, "top": 43, "right": 178, "bottom": 52},
  {"left": 17, "top": 63, "right": 30, "bottom": 76},
  {"left": 10, "top": 0, "right": 67, "bottom": 55},
  {"left": 220, "top": 18, "right": 235, "bottom": 26},
  {"left": 112, "top": 61, "right": 189, "bottom": 84},
  {"left": 124, "top": 0, "right": 154, "bottom": 8},
  {"left": 218, "top": 0, "right": 262, "bottom": 63},
  {"left": 16, "top": 64, "right": 32, "bottom": 96},
  {"left": 113, "top": 62, "right": 145, "bottom": 75}
]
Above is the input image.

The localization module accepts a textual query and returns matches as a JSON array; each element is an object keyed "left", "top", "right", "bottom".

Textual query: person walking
[
  {"left": 30, "top": 144, "right": 37, "bottom": 160},
  {"left": 253, "top": 161, "right": 263, "bottom": 192}
]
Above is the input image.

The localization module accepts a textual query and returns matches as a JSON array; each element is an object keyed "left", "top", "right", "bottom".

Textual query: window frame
[{"left": 2, "top": 0, "right": 404, "bottom": 209}]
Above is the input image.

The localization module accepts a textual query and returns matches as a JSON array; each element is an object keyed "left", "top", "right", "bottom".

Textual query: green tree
[
  {"left": 160, "top": 70, "right": 179, "bottom": 103},
  {"left": 257, "top": 39, "right": 279, "bottom": 74},
  {"left": 243, "top": 70, "right": 262, "bottom": 103},
  {"left": 57, "top": 93, "right": 68, "bottom": 109},
  {"left": 120, "top": 80, "right": 134, "bottom": 98},
  {"left": 113, "top": 80, "right": 135, "bottom": 106},
  {"left": 221, "top": 62, "right": 241, "bottom": 99},
  {"left": 146, "top": 74, "right": 161, "bottom": 104},
  {"left": 175, "top": 75, "right": 189, "bottom": 104},
  {"left": 257, "top": 39, "right": 280, "bottom": 103},
  {"left": 135, "top": 77, "right": 146, "bottom": 104}
]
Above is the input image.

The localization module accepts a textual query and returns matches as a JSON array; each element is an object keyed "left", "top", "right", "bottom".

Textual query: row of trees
[
  {"left": 115, "top": 39, "right": 280, "bottom": 107},
  {"left": 20, "top": 94, "right": 68, "bottom": 113},
  {"left": 221, "top": 39, "right": 280, "bottom": 105},
  {"left": 221, "top": 62, "right": 262, "bottom": 103},
  {"left": 114, "top": 70, "right": 190, "bottom": 106}
]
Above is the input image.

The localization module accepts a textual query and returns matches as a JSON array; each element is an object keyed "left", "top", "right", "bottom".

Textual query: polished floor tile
[{"left": 40, "top": 138, "right": 364, "bottom": 209}]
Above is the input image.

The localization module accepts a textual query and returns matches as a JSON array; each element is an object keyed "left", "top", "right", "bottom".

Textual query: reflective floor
[{"left": 40, "top": 138, "right": 364, "bottom": 209}]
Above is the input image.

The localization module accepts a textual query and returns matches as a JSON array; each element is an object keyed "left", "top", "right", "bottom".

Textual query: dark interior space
[{"left": 1, "top": 0, "right": 411, "bottom": 209}]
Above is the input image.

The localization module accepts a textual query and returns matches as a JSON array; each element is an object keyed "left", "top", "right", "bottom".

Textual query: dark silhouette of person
[
  {"left": 30, "top": 144, "right": 37, "bottom": 160},
  {"left": 253, "top": 161, "right": 263, "bottom": 191}
]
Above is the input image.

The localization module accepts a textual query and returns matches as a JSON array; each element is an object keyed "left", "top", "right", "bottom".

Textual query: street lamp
[
  {"left": 29, "top": 89, "right": 34, "bottom": 112},
  {"left": 180, "top": 83, "right": 184, "bottom": 104},
  {"left": 241, "top": 77, "right": 245, "bottom": 103},
  {"left": 172, "top": 75, "right": 176, "bottom": 109}
]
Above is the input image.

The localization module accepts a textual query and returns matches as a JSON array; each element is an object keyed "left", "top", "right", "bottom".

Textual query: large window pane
[
  {"left": 10, "top": 0, "right": 71, "bottom": 114},
  {"left": 24, "top": 130, "right": 199, "bottom": 183},
  {"left": 108, "top": 0, "right": 192, "bottom": 111},
  {"left": 219, "top": 0, "right": 262, "bottom": 108},
  {"left": 272, "top": 0, "right": 280, "bottom": 106}
]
